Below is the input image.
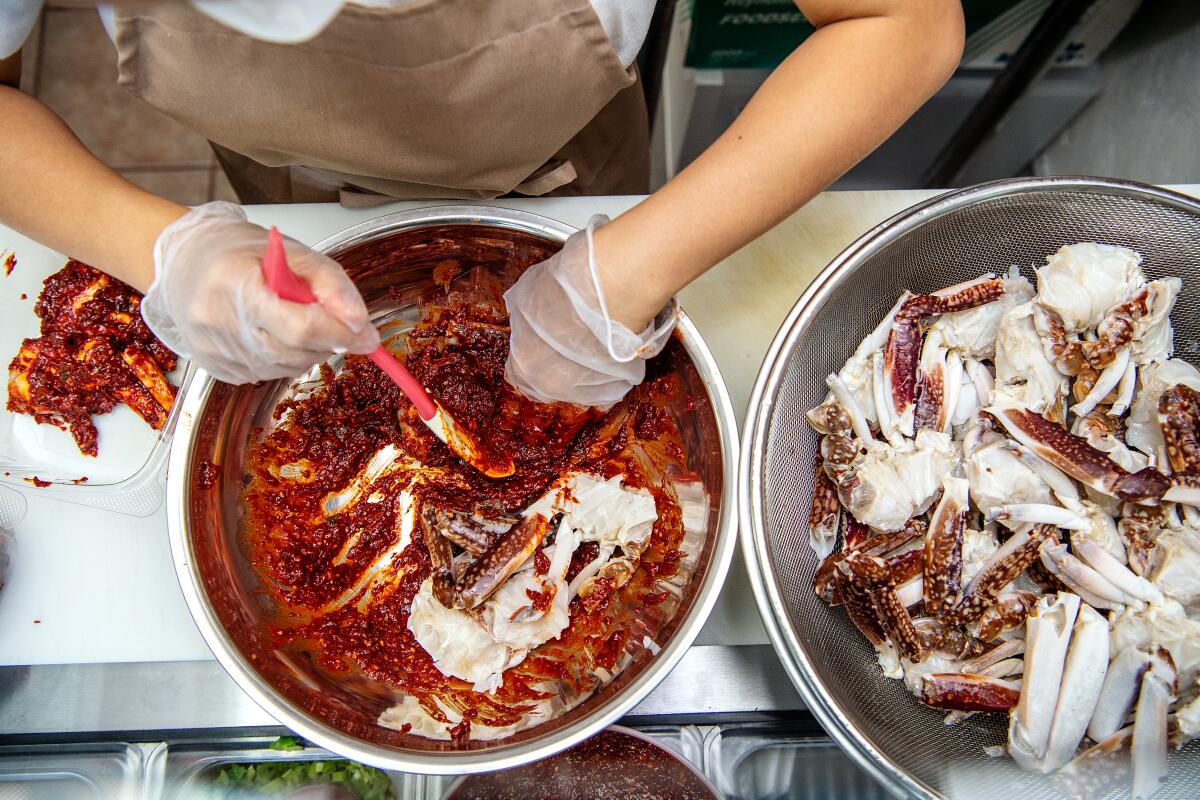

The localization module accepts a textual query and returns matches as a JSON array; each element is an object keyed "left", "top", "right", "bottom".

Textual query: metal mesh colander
[{"left": 740, "top": 178, "right": 1200, "bottom": 799}]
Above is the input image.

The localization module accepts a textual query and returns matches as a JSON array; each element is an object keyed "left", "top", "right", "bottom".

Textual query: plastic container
[
  {"left": 0, "top": 231, "right": 193, "bottom": 516},
  {"left": 0, "top": 742, "right": 146, "bottom": 800},
  {"left": 153, "top": 738, "right": 410, "bottom": 799},
  {"left": 703, "top": 723, "right": 889, "bottom": 800}
]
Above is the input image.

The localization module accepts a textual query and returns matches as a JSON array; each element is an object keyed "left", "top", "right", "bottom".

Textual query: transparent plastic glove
[
  {"left": 504, "top": 215, "right": 677, "bottom": 408},
  {"left": 143, "top": 201, "right": 379, "bottom": 384}
]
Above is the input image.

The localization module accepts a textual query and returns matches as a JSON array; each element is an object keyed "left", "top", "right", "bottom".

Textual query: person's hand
[
  {"left": 504, "top": 215, "right": 677, "bottom": 408},
  {"left": 142, "top": 202, "right": 379, "bottom": 384}
]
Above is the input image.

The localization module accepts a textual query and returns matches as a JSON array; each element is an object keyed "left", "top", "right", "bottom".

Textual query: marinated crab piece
[
  {"left": 121, "top": 345, "right": 175, "bottom": 416},
  {"left": 428, "top": 508, "right": 512, "bottom": 555},
  {"left": 946, "top": 525, "right": 1058, "bottom": 627},
  {"left": 827, "top": 430, "right": 958, "bottom": 533},
  {"left": 1128, "top": 359, "right": 1200, "bottom": 459},
  {"left": 929, "top": 271, "right": 1034, "bottom": 361},
  {"left": 1132, "top": 648, "right": 1177, "bottom": 800},
  {"left": 321, "top": 445, "right": 423, "bottom": 516},
  {"left": 919, "top": 673, "right": 1020, "bottom": 712},
  {"left": 882, "top": 279, "right": 1005, "bottom": 439},
  {"left": 807, "top": 293, "right": 911, "bottom": 431},
  {"left": 1089, "top": 645, "right": 1154, "bottom": 744},
  {"left": 420, "top": 505, "right": 459, "bottom": 609},
  {"left": 809, "top": 460, "right": 841, "bottom": 558},
  {"left": 1008, "top": 592, "right": 1081, "bottom": 772},
  {"left": 993, "top": 302, "right": 1069, "bottom": 420},
  {"left": 456, "top": 513, "right": 553, "bottom": 609},
  {"left": 1044, "top": 603, "right": 1110, "bottom": 773},
  {"left": 1035, "top": 243, "right": 1145, "bottom": 333},
  {"left": 923, "top": 477, "right": 968, "bottom": 614},
  {"left": 1159, "top": 383, "right": 1200, "bottom": 474}
]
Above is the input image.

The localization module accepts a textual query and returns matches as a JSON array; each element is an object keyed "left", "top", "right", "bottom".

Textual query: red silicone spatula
[{"left": 261, "top": 226, "right": 514, "bottom": 479}]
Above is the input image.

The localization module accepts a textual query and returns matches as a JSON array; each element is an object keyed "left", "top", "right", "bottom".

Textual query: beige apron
[{"left": 111, "top": 0, "right": 649, "bottom": 204}]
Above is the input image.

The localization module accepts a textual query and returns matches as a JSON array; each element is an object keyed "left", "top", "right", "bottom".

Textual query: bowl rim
[
  {"left": 166, "top": 205, "right": 740, "bottom": 774},
  {"left": 737, "top": 176, "right": 1200, "bottom": 800}
]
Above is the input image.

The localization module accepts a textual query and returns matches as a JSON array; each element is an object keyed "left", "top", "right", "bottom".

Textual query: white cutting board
[{"left": 0, "top": 189, "right": 980, "bottom": 666}]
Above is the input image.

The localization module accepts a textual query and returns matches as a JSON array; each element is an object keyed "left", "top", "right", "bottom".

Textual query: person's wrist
[{"left": 591, "top": 224, "right": 672, "bottom": 332}]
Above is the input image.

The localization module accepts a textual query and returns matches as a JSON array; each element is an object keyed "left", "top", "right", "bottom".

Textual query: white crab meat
[
  {"left": 993, "top": 302, "right": 1068, "bottom": 417},
  {"left": 1088, "top": 645, "right": 1153, "bottom": 743},
  {"left": 1132, "top": 651, "right": 1176, "bottom": 800},
  {"left": 1127, "top": 359, "right": 1200, "bottom": 459},
  {"left": 1035, "top": 243, "right": 1145, "bottom": 333},
  {"left": 1146, "top": 527, "right": 1200, "bottom": 608},
  {"left": 965, "top": 437, "right": 1055, "bottom": 525},
  {"left": 1127, "top": 279, "right": 1181, "bottom": 366},
  {"left": 526, "top": 472, "right": 657, "bottom": 550},
  {"left": 1068, "top": 501, "right": 1130, "bottom": 565},
  {"left": 834, "top": 430, "right": 958, "bottom": 532},
  {"left": 960, "top": 527, "right": 999, "bottom": 587},
  {"left": 1110, "top": 598, "right": 1200, "bottom": 682},
  {"left": 931, "top": 273, "right": 1034, "bottom": 360},
  {"left": 407, "top": 522, "right": 580, "bottom": 693}
]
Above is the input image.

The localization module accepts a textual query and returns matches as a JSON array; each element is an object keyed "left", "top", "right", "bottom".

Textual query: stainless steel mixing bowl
[
  {"left": 166, "top": 206, "right": 738, "bottom": 774},
  {"left": 740, "top": 177, "right": 1200, "bottom": 799}
]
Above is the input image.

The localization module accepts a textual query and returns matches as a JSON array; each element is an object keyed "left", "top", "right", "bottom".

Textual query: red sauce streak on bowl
[
  {"left": 446, "top": 729, "right": 718, "bottom": 800},
  {"left": 5, "top": 260, "right": 177, "bottom": 456},
  {"left": 241, "top": 263, "right": 691, "bottom": 740},
  {"left": 2, "top": 252, "right": 15, "bottom": 277},
  {"left": 197, "top": 460, "right": 221, "bottom": 489},
  {"left": 27, "top": 476, "right": 51, "bottom": 488}
]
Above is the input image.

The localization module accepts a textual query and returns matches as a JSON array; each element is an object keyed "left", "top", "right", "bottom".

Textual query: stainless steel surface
[
  {"left": 165, "top": 207, "right": 740, "bottom": 775},
  {"left": 0, "top": 743, "right": 146, "bottom": 800},
  {"left": 740, "top": 177, "right": 1200, "bottom": 799},
  {"left": 0, "top": 646, "right": 800, "bottom": 737}
]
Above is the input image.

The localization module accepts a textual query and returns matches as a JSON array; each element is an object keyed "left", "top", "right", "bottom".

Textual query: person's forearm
[
  {"left": 0, "top": 86, "right": 186, "bottom": 291},
  {"left": 595, "top": 0, "right": 964, "bottom": 330}
]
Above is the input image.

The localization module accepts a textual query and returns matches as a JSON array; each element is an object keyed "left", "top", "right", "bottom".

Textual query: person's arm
[
  {"left": 595, "top": 0, "right": 965, "bottom": 330},
  {"left": 0, "top": 84, "right": 185, "bottom": 292}
]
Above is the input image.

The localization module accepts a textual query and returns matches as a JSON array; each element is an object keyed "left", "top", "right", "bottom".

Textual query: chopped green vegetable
[
  {"left": 269, "top": 736, "right": 306, "bottom": 752},
  {"left": 211, "top": 758, "right": 396, "bottom": 799}
]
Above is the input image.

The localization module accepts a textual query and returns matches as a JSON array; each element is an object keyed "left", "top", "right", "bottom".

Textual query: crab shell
[{"left": 455, "top": 513, "right": 553, "bottom": 609}]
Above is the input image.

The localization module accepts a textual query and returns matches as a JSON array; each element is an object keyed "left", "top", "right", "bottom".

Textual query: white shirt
[{"left": 1, "top": 0, "right": 653, "bottom": 67}]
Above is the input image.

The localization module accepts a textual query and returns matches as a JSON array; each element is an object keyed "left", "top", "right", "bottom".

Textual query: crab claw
[
  {"left": 945, "top": 524, "right": 1057, "bottom": 627},
  {"left": 923, "top": 477, "right": 967, "bottom": 614},
  {"left": 1044, "top": 603, "right": 1110, "bottom": 773},
  {"left": 920, "top": 673, "right": 1020, "bottom": 713},
  {"left": 1089, "top": 645, "right": 1153, "bottom": 744},
  {"left": 418, "top": 505, "right": 458, "bottom": 609},
  {"left": 1160, "top": 383, "right": 1200, "bottom": 474},
  {"left": 1008, "top": 592, "right": 1080, "bottom": 771},
  {"left": 843, "top": 551, "right": 925, "bottom": 661},
  {"left": 455, "top": 513, "right": 552, "bottom": 609}
]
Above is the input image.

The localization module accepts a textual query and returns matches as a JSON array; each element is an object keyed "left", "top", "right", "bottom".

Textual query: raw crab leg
[
  {"left": 809, "top": 460, "right": 842, "bottom": 559},
  {"left": 920, "top": 673, "right": 1020, "bottom": 712},
  {"left": 974, "top": 591, "right": 1038, "bottom": 641},
  {"left": 1074, "top": 540, "right": 1163, "bottom": 604},
  {"left": 833, "top": 565, "right": 885, "bottom": 645},
  {"left": 842, "top": 552, "right": 925, "bottom": 661},
  {"left": 945, "top": 525, "right": 1057, "bottom": 627},
  {"left": 1003, "top": 441, "right": 1082, "bottom": 506},
  {"left": 1054, "top": 726, "right": 1136, "bottom": 800},
  {"left": 1073, "top": 346, "right": 1130, "bottom": 419},
  {"left": 1111, "top": 360, "right": 1138, "bottom": 417},
  {"left": 1043, "top": 603, "right": 1110, "bottom": 772},
  {"left": 1089, "top": 646, "right": 1153, "bottom": 743},
  {"left": 988, "top": 406, "right": 1170, "bottom": 502},
  {"left": 814, "top": 517, "right": 922, "bottom": 603},
  {"left": 914, "top": 329, "right": 963, "bottom": 433},
  {"left": 826, "top": 374, "right": 873, "bottom": 443},
  {"left": 1039, "top": 540, "right": 1129, "bottom": 610},
  {"left": 988, "top": 503, "right": 1090, "bottom": 529},
  {"left": 962, "top": 639, "right": 1025, "bottom": 674},
  {"left": 1008, "top": 592, "right": 1080, "bottom": 772},
  {"left": 882, "top": 279, "right": 1005, "bottom": 440},
  {"left": 923, "top": 477, "right": 967, "bottom": 614},
  {"left": 455, "top": 512, "right": 553, "bottom": 609}
]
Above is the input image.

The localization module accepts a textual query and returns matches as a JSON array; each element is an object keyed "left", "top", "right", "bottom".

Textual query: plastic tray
[
  {"left": 0, "top": 232, "right": 193, "bottom": 517},
  {"left": 0, "top": 742, "right": 147, "bottom": 800},
  {"left": 703, "top": 723, "right": 890, "bottom": 800}
]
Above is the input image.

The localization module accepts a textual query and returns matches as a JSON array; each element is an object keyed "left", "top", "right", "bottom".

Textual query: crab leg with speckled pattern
[
  {"left": 455, "top": 513, "right": 553, "bottom": 609},
  {"left": 842, "top": 551, "right": 926, "bottom": 662},
  {"left": 923, "top": 476, "right": 968, "bottom": 614}
]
